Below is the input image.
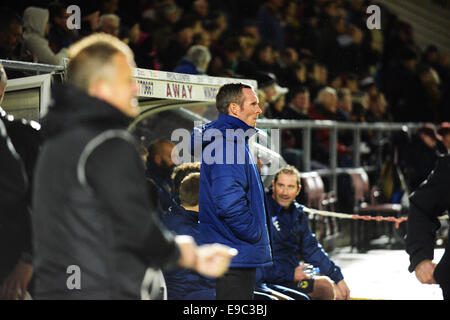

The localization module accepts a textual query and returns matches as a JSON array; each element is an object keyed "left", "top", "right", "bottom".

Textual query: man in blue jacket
[
  {"left": 191, "top": 83, "right": 272, "bottom": 299},
  {"left": 260, "top": 165, "right": 351, "bottom": 300}
]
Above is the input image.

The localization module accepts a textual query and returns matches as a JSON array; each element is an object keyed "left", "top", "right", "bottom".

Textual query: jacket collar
[
  {"left": 170, "top": 203, "right": 199, "bottom": 222},
  {"left": 218, "top": 113, "right": 258, "bottom": 133},
  {"left": 41, "top": 84, "right": 132, "bottom": 139}
]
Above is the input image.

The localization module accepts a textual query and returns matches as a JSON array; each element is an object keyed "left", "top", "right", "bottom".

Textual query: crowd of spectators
[
  {"left": 1, "top": 0, "right": 450, "bottom": 189},
  {"left": 1, "top": 0, "right": 448, "bottom": 124}
]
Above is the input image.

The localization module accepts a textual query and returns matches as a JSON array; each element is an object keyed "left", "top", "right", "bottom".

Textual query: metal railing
[
  {"left": 0, "top": 59, "right": 64, "bottom": 74},
  {"left": 256, "top": 119, "right": 428, "bottom": 193}
]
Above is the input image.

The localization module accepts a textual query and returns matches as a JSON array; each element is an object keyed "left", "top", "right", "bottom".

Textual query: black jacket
[
  {"left": 0, "top": 118, "right": 30, "bottom": 282},
  {"left": 406, "top": 154, "right": 450, "bottom": 299},
  {"left": 32, "top": 85, "right": 180, "bottom": 299}
]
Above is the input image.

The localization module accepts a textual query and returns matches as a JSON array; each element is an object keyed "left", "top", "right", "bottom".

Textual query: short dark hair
[
  {"left": 179, "top": 172, "right": 200, "bottom": 207},
  {"left": 171, "top": 162, "right": 201, "bottom": 196},
  {"left": 216, "top": 83, "right": 252, "bottom": 114},
  {"left": 147, "top": 139, "right": 173, "bottom": 162}
]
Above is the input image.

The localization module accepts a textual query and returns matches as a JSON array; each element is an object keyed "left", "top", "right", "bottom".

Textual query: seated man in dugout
[
  {"left": 258, "top": 165, "right": 351, "bottom": 300},
  {"left": 162, "top": 169, "right": 216, "bottom": 299}
]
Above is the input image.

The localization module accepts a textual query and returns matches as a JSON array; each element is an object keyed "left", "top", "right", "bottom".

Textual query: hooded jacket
[
  {"left": 259, "top": 192, "right": 344, "bottom": 285},
  {"left": 191, "top": 113, "right": 272, "bottom": 268},
  {"left": 162, "top": 204, "right": 215, "bottom": 300},
  {"left": 23, "top": 6, "right": 68, "bottom": 65},
  {"left": 32, "top": 84, "right": 180, "bottom": 299}
]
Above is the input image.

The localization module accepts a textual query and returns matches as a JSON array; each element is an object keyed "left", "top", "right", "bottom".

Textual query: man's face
[
  {"left": 442, "top": 133, "right": 450, "bottom": 150},
  {"left": 322, "top": 92, "right": 337, "bottom": 113},
  {"left": 234, "top": 87, "right": 262, "bottom": 127},
  {"left": 95, "top": 53, "right": 139, "bottom": 117},
  {"left": 160, "top": 143, "right": 176, "bottom": 169},
  {"left": 293, "top": 92, "right": 309, "bottom": 112},
  {"left": 272, "top": 173, "right": 301, "bottom": 209},
  {"left": 0, "top": 23, "right": 23, "bottom": 52}
]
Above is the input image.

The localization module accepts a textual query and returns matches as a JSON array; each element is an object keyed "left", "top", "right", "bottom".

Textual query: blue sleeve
[
  {"left": 299, "top": 213, "right": 344, "bottom": 283},
  {"left": 210, "top": 163, "right": 262, "bottom": 244}
]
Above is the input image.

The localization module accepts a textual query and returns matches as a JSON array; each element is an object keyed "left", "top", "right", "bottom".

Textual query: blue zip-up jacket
[
  {"left": 162, "top": 204, "right": 215, "bottom": 300},
  {"left": 191, "top": 113, "right": 272, "bottom": 268},
  {"left": 259, "top": 191, "right": 343, "bottom": 284}
]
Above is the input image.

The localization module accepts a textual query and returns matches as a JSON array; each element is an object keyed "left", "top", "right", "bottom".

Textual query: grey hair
[
  {"left": 185, "top": 45, "right": 211, "bottom": 73},
  {"left": 99, "top": 14, "right": 120, "bottom": 26}
]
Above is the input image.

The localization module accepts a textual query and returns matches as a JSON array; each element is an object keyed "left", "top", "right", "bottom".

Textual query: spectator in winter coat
[
  {"left": 22, "top": 6, "right": 68, "bottom": 65},
  {"left": 173, "top": 45, "right": 211, "bottom": 75}
]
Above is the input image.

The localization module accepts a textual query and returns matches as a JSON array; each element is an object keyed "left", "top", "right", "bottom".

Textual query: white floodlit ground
[{"left": 330, "top": 245, "right": 445, "bottom": 300}]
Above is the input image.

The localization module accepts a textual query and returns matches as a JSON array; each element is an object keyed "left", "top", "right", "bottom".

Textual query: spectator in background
[
  {"left": 152, "top": 2, "right": 181, "bottom": 56},
  {"left": 159, "top": 19, "right": 194, "bottom": 72},
  {"left": 79, "top": 4, "right": 100, "bottom": 38},
  {"left": 365, "top": 92, "right": 391, "bottom": 123},
  {"left": 163, "top": 171, "right": 216, "bottom": 300},
  {"left": 185, "top": 0, "right": 210, "bottom": 21},
  {"left": 100, "top": 0, "right": 119, "bottom": 15},
  {"left": 279, "top": 86, "right": 324, "bottom": 171},
  {"left": 257, "top": 0, "right": 285, "bottom": 50},
  {"left": 437, "top": 122, "right": 450, "bottom": 154},
  {"left": 309, "top": 87, "right": 351, "bottom": 163},
  {"left": 251, "top": 42, "right": 278, "bottom": 75},
  {"left": 336, "top": 88, "right": 353, "bottom": 122},
  {"left": 99, "top": 14, "right": 120, "bottom": 37},
  {"left": 146, "top": 139, "right": 177, "bottom": 214},
  {"left": 209, "top": 37, "right": 241, "bottom": 77},
  {"left": 48, "top": 2, "right": 79, "bottom": 53},
  {"left": 173, "top": 45, "right": 211, "bottom": 75},
  {"left": 22, "top": 6, "right": 68, "bottom": 65},
  {"left": 0, "top": 7, "right": 25, "bottom": 61}
]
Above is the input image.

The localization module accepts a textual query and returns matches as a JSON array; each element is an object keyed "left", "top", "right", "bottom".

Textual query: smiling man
[
  {"left": 260, "top": 165, "right": 351, "bottom": 300},
  {"left": 191, "top": 83, "right": 273, "bottom": 299}
]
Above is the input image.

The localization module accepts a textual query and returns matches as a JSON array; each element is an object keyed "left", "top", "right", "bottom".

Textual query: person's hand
[
  {"left": 175, "top": 235, "right": 198, "bottom": 269},
  {"left": 175, "top": 235, "right": 238, "bottom": 277},
  {"left": 334, "top": 280, "right": 350, "bottom": 300},
  {"left": 414, "top": 260, "right": 437, "bottom": 284},
  {"left": 194, "top": 244, "right": 238, "bottom": 278},
  {"left": 0, "top": 261, "right": 33, "bottom": 300},
  {"left": 293, "top": 264, "right": 312, "bottom": 282}
]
